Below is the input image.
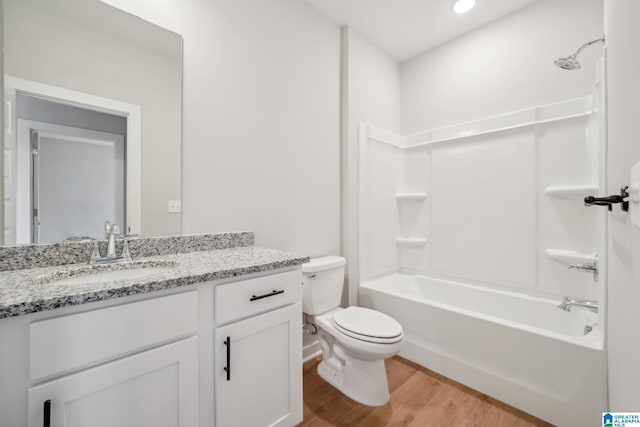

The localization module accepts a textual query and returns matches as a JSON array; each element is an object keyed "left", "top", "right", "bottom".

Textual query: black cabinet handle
[
  {"left": 223, "top": 336, "right": 231, "bottom": 381},
  {"left": 250, "top": 289, "right": 285, "bottom": 302},
  {"left": 43, "top": 400, "right": 51, "bottom": 427}
]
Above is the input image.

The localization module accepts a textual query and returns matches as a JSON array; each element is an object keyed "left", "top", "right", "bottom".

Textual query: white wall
[
  {"left": 604, "top": 0, "right": 640, "bottom": 410},
  {"left": 400, "top": 0, "right": 603, "bottom": 134},
  {"left": 99, "top": 0, "right": 342, "bottom": 257},
  {"left": 344, "top": 28, "right": 401, "bottom": 303},
  {"left": 4, "top": 0, "right": 182, "bottom": 237}
]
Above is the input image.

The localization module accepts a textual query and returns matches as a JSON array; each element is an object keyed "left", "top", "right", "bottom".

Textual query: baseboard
[{"left": 303, "top": 340, "right": 322, "bottom": 362}]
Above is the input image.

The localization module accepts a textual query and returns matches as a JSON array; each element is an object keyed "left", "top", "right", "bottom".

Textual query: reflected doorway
[{"left": 7, "top": 94, "right": 127, "bottom": 244}]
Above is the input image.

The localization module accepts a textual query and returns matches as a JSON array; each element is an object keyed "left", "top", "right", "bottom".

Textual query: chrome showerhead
[
  {"left": 554, "top": 55, "right": 581, "bottom": 71},
  {"left": 554, "top": 37, "right": 604, "bottom": 71}
]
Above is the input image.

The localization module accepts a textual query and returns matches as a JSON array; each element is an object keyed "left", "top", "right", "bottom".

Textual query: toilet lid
[{"left": 332, "top": 307, "right": 403, "bottom": 343}]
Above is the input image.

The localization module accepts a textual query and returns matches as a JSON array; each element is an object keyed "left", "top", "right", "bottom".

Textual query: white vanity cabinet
[
  {"left": 213, "top": 271, "right": 303, "bottom": 427},
  {"left": 0, "top": 267, "right": 303, "bottom": 427},
  {"left": 25, "top": 291, "right": 200, "bottom": 427},
  {"left": 214, "top": 305, "right": 302, "bottom": 427}
]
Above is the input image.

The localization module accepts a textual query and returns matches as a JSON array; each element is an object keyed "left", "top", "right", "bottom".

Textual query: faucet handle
[
  {"left": 104, "top": 221, "right": 112, "bottom": 239},
  {"left": 89, "top": 241, "right": 101, "bottom": 264},
  {"left": 568, "top": 262, "right": 599, "bottom": 282},
  {"left": 121, "top": 239, "right": 132, "bottom": 262},
  {"left": 112, "top": 224, "right": 121, "bottom": 236},
  {"left": 569, "top": 263, "right": 597, "bottom": 271}
]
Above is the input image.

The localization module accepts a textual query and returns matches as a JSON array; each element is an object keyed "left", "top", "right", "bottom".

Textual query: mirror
[{"left": 2, "top": 0, "right": 182, "bottom": 245}]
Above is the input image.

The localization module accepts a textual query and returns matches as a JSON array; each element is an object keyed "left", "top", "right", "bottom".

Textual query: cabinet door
[
  {"left": 215, "top": 303, "right": 302, "bottom": 427},
  {"left": 28, "top": 337, "right": 198, "bottom": 427}
]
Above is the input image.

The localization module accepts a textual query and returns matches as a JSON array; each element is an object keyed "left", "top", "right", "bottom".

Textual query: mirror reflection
[{"left": 2, "top": 0, "right": 183, "bottom": 245}]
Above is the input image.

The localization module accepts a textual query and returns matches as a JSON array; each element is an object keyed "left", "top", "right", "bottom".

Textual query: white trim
[
  {"left": 358, "top": 123, "right": 369, "bottom": 284},
  {"left": 367, "top": 124, "right": 407, "bottom": 148},
  {"left": 407, "top": 96, "right": 592, "bottom": 148},
  {"left": 4, "top": 76, "right": 142, "bottom": 235},
  {"left": 365, "top": 96, "right": 594, "bottom": 150},
  {"left": 302, "top": 341, "right": 322, "bottom": 363},
  {"left": 38, "top": 132, "right": 116, "bottom": 147},
  {"left": 407, "top": 112, "right": 592, "bottom": 149}
]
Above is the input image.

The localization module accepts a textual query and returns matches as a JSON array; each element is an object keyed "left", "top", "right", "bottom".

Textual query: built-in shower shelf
[
  {"left": 545, "top": 249, "right": 597, "bottom": 265},
  {"left": 396, "top": 193, "right": 428, "bottom": 202},
  {"left": 544, "top": 185, "right": 598, "bottom": 198},
  {"left": 396, "top": 237, "right": 427, "bottom": 248}
]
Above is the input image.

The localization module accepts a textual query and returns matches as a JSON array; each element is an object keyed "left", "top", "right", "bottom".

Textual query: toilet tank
[{"left": 301, "top": 256, "right": 346, "bottom": 315}]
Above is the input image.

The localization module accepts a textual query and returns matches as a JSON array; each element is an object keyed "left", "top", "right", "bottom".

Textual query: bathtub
[{"left": 359, "top": 273, "right": 607, "bottom": 427}]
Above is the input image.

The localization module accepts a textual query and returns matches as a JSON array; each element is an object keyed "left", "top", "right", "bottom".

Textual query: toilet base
[{"left": 317, "top": 353, "right": 390, "bottom": 407}]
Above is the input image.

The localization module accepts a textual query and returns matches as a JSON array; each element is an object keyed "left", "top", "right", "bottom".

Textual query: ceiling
[{"left": 307, "top": 0, "right": 541, "bottom": 62}]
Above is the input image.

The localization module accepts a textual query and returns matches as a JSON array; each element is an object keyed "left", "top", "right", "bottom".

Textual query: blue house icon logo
[{"left": 603, "top": 413, "right": 613, "bottom": 427}]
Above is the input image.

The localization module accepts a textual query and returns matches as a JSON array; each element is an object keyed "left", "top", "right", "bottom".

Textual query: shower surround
[{"left": 355, "top": 65, "right": 607, "bottom": 426}]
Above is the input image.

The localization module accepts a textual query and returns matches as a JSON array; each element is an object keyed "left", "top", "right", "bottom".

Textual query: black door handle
[
  {"left": 585, "top": 186, "right": 629, "bottom": 211},
  {"left": 250, "top": 289, "right": 285, "bottom": 302},
  {"left": 43, "top": 400, "right": 51, "bottom": 427},
  {"left": 223, "top": 336, "right": 231, "bottom": 381}
]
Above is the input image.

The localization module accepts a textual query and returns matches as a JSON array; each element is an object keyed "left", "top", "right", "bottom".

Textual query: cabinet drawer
[
  {"left": 30, "top": 291, "right": 198, "bottom": 381},
  {"left": 215, "top": 270, "right": 301, "bottom": 324}
]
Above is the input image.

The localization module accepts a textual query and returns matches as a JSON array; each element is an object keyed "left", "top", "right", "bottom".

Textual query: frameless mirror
[{"left": 2, "top": 0, "right": 182, "bottom": 245}]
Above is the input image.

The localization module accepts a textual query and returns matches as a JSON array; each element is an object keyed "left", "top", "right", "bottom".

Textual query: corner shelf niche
[
  {"left": 544, "top": 185, "right": 598, "bottom": 198},
  {"left": 396, "top": 193, "right": 427, "bottom": 202},
  {"left": 396, "top": 237, "right": 427, "bottom": 248},
  {"left": 545, "top": 249, "right": 596, "bottom": 265}
]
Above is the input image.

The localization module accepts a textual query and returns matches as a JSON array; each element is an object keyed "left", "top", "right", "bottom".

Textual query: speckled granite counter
[{"left": 0, "top": 245, "right": 308, "bottom": 319}]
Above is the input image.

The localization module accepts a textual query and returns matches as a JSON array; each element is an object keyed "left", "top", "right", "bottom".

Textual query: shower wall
[
  {"left": 360, "top": 90, "right": 603, "bottom": 301},
  {"left": 344, "top": 27, "right": 401, "bottom": 305}
]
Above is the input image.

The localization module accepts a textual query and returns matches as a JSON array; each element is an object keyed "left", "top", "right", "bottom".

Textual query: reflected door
[{"left": 31, "top": 125, "right": 125, "bottom": 243}]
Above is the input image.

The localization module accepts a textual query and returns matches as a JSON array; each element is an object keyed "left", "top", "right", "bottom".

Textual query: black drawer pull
[
  {"left": 43, "top": 400, "right": 51, "bottom": 427},
  {"left": 250, "top": 289, "right": 285, "bottom": 302},
  {"left": 223, "top": 336, "right": 231, "bottom": 381}
]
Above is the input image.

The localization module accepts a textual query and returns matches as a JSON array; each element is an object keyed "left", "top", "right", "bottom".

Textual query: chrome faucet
[
  {"left": 104, "top": 221, "right": 121, "bottom": 257},
  {"left": 558, "top": 296, "right": 599, "bottom": 313},
  {"left": 568, "top": 260, "right": 598, "bottom": 281},
  {"left": 89, "top": 222, "right": 131, "bottom": 264}
]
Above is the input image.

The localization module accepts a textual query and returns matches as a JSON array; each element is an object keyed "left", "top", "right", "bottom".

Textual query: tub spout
[{"left": 558, "top": 296, "right": 599, "bottom": 313}]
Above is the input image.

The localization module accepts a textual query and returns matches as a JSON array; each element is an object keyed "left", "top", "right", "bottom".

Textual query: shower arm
[{"left": 571, "top": 37, "right": 605, "bottom": 58}]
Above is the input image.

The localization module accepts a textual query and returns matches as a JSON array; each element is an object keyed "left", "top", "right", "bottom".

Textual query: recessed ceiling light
[{"left": 452, "top": 0, "right": 476, "bottom": 14}]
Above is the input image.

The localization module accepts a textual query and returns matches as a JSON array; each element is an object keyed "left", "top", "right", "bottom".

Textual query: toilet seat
[{"left": 332, "top": 307, "right": 403, "bottom": 344}]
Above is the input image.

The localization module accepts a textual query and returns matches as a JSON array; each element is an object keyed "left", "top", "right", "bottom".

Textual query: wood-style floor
[{"left": 299, "top": 356, "right": 554, "bottom": 427}]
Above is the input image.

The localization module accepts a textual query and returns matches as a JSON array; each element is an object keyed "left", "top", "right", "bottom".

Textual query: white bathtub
[{"left": 359, "top": 273, "right": 607, "bottom": 427}]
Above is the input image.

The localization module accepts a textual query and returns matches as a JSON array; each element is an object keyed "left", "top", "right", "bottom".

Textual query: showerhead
[
  {"left": 554, "top": 55, "right": 581, "bottom": 71},
  {"left": 554, "top": 37, "right": 604, "bottom": 71}
]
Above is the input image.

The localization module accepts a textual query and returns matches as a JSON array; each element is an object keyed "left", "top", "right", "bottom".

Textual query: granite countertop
[{"left": 0, "top": 246, "right": 309, "bottom": 319}]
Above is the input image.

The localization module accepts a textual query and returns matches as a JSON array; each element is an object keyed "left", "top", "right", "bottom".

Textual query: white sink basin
[
  {"left": 51, "top": 267, "right": 174, "bottom": 286},
  {"left": 34, "top": 260, "right": 177, "bottom": 286}
]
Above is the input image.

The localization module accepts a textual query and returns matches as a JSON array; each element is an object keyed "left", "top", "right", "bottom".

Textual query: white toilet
[{"left": 302, "top": 256, "right": 404, "bottom": 406}]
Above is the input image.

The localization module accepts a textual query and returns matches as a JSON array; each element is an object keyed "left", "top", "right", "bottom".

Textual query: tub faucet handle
[
  {"left": 568, "top": 260, "right": 598, "bottom": 282},
  {"left": 568, "top": 263, "right": 596, "bottom": 271}
]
